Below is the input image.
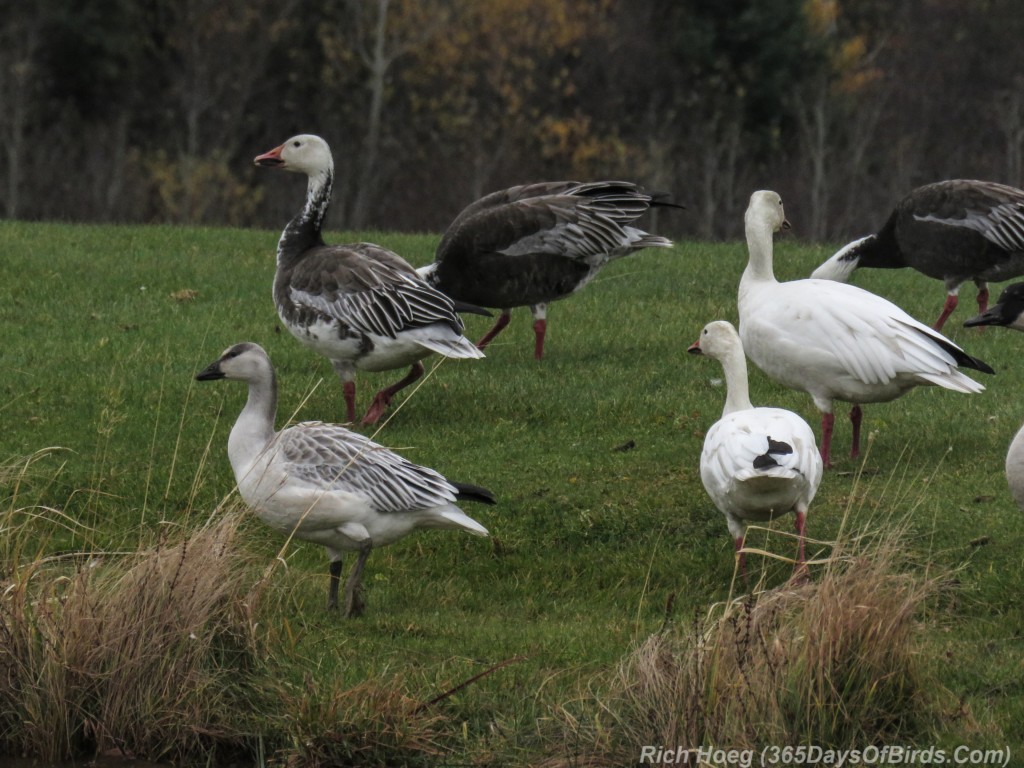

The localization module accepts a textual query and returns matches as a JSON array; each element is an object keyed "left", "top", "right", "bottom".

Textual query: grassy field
[{"left": 1, "top": 218, "right": 1022, "bottom": 764}]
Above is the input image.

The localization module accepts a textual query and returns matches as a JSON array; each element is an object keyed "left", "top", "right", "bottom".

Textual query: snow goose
[
  {"left": 1005, "top": 421, "right": 1024, "bottom": 510},
  {"left": 739, "top": 190, "right": 994, "bottom": 468},
  {"left": 964, "top": 282, "right": 1024, "bottom": 331},
  {"left": 196, "top": 342, "right": 495, "bottom": 617},
  {"left": 811, "top": 179, "right": 1024, "bottom": 330},
  {"left": 254, "top": 134, "right": 485, "bottom": 425},
  {"left": 417, "top": 181, "right": 679, "bottom": 359},
  {"left": 689, "top": 321, "right": 822, "bottom": 576}
]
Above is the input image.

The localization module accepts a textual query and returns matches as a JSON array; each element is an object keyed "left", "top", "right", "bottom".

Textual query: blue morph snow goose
[
  {"left": 964, "top": 282, "right": 1024, "bottom": 331},
  {"left": 689, "top": 321, "right": 822, "bottom": 576},
  {"left": 254, "top": 134, "right": 484, "bottom": 425},
  {"left": 811, "top": 179, "right": 1024, "bottom": 330},
  {"left": 417, "top": 181, "right": 679, "bottom": 359},
  {"left": 739, "top": 190, "right": 993, "bottom": 468},
  {"left": 196, "top": 342, "right": 494, "bottom": 617}
]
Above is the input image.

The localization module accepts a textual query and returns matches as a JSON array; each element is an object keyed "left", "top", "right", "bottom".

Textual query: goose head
[
  {"left": 196, "top": 342, "right": 274, "bottom": 384},
  {"left": 687, "top": 320, "right": 742, "bottom": 361},
  {"left": 254, "top": 134, "right": 333, "bottom": 177},
  {"left": 745, "top": 190, "right": 791, "bottom": 235}
]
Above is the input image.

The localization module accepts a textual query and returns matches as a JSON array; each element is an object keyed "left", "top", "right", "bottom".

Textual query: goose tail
[
  {"left": 811, "top": 235, "right": 873, "bottom": 282},
  {"left": 438, "top": 507, "right": 490, "bottom": 537},
  {"left": 415, "top": 333, "right": 487, "bottom": 360}
]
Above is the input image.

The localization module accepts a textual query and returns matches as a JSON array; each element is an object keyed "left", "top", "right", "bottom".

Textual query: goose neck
[
  {"left": 277, "top": 166, "right": 334, "bottom": 267},
  {"left": 742, "top": 221, "right": 778, "bottom": 284},
  {"left": 719, "top": 347, "right": 754, "bottom": 416},
  {"left": 227, "top": 371, "right": 278, "bottom": 473}
]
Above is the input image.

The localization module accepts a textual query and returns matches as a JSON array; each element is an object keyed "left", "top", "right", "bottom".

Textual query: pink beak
[{"left": 254, "top": 144, "right": 286, "bottom": 167}]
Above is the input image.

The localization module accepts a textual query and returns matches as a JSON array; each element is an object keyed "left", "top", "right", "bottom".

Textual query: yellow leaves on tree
[{"left": 803, "top": 0, "right": 882, "bottom": 96}]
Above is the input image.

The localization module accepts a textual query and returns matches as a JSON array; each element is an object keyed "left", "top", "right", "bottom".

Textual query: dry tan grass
[
  {"left": 0, "top": 509, "right": 260, "bottom": 762},
  {"left": 549, "top": 515, "right": 956, "bottom": 765},
  {"left": 272, "top": 676, "right": 447, "bottom": 768}
]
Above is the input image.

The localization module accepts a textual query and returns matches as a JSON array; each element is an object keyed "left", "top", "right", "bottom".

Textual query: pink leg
[
  {"left": 933, "top": 293, "right": 958, "bottom": 331},
  {"left": 820, "top": 412, "right": 835, "bottom": 469},
  {"left": 343, "top": 381, "right": 357, "bottom": 424},
  {"left": 794, "top": 510, "right": 807, "bottom": 564},
  {"left": 533, "top": 318, "right": 547, "bottom": 360},
  {"left": 735, "top": 536, "right": 747, "bottom": 581},
  {"left": 476, "top": 310, "right": 512, "bottom": 350},
  {"left": 791, "top": 509, "right": 809, "bottom": 582},
  {"left": 361, "top": 362, "right": 425, "bottom": 425},
  {"left": 849, "top": 404, "right": 863, "bottom": 458},
  {"left": 974, "top": 286, "right": 990, "bottom": 332}
]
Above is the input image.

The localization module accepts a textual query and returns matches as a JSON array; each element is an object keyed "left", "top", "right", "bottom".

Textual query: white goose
[
  {"left": 254, "top": 134, "right": 485, "bottom": 425},
  {"left": 738, "top": 190, "right": 994, "bottom": 468},
  {"left": 1005, "top": 422, "right": 1024, "bottom": 510},
  {"left": 196, "top": 342, "right": 494, "bottom": 617},
  {"left": 689, "top": 321, "right": 822, "bottom": 575}
]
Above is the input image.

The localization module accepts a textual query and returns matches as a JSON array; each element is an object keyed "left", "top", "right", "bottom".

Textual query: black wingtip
[
  {"left": 453, "top": 482, "right": 497, "bottom": 505},
  {"left": 964, "top": 354, "right": 996, "bottom": 375},
  {"left": 452, "top": 300, "right": 493, "bottom": 318},
  {"left": 650, "top": 191, "right": 686, "bottom": 210},
  {"left": 911, "top": 326, "right": 996, "bottom": 375},
  {"left": 753, "top": 437, "right": 793, "bottom": 470}
]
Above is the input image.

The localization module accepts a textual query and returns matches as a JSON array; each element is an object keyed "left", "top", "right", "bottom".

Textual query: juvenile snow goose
[
  {"left": 254, "top": 134, "right": 485, "bottom": 425},
  {"left": 811, "top": 180, "right": 1024, "bottom": 330},
  {"left": 964, "top": 282, "right": 1024, "bottom": 331},
  {"left": 689, "top": 321, "right": 822, "bottom": 576},
  {"left": 196, "top": 342, "right": 495, "bottom": 617},
  {"left": 739, "top": 190, "right": 994, "bottom": 468},
  {"left": 417, "top": 181, "right": 679, "bottom": 359}
]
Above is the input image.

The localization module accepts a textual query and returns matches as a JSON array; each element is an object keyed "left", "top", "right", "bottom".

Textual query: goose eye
[{"left": 293, "top": 140, "right": 301, "bottom": 147}]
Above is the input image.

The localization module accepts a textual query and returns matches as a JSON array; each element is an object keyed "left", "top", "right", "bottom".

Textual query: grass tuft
[
  {"left": 0, "top": 507, "right": 259, "bottom": 763},
  {"left": 271, "top": 676, "right": 446, "bottom": 768},
  {"left": 551, "top": 512, "right": 955, "bottom": 764}
]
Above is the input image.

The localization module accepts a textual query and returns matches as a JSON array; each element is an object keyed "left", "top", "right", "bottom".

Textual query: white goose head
[
  {"left": 254, "top": 134, "right": 334, "bottom": 178},
  {"left": 195, "top": 342, "right": 274, "bottom": 385},
  {"left": 745, "top": 190, "right": 791, "bottom": 235},
  {"left": 688, "top": 319, "right": 743, "bottom": 363}
]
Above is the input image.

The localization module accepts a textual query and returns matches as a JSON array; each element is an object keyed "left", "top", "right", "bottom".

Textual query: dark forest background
[{"left": 4, "top": 0, "right": 1022, "bottom": 240}]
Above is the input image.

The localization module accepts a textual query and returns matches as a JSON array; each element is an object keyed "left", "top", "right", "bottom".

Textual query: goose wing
[
  {"left": 436, "top": 181, "right": 663, "bottom": 267},
  {"left": 289, "top": 244, "right": 465, "bottom": 338},
  {"left": 277, "top": 423, "right": 459, "bottom": 513},
  {"left": 909, "top": 180, "right": 1024, "bottom": 254},
  {"left": 702, "top": 410, "right": 819, "bottom": 485},
  {"left": 751, "top": 279, "right": 987, "bottom": 387}
]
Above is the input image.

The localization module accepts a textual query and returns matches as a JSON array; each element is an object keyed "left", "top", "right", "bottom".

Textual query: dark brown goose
[
  {"left": 417, "top": 181, "right": 679, "bottom": 359},
  {"left": 254, "top": 134, "right": 484, "bottom": 425},
  {"left": 811, "top": 179, "right": 1024, "bottom": 330}
]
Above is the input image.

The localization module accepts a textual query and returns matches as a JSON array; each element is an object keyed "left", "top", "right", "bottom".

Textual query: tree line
[{"left": 3, "top": 0, "right": 1022, "bottom": 241}]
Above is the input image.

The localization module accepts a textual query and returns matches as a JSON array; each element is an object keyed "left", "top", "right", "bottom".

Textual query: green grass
[{"left": 1, "top": 219, "right": 1023, "bottom": 762}]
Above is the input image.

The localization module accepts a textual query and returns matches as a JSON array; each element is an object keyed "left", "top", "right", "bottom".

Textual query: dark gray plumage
[
  {"left": 418, "top": 181, "right": 679, "bottom": 359},
  {"left": 964, "top": 282, "right": 1024, "bottom": 331},
  {"left": 812, "top": 179, "right": 1024, "bottom": 330},
  {"left": 254, "top": 134, "right": 484, "bottom": 425}
]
